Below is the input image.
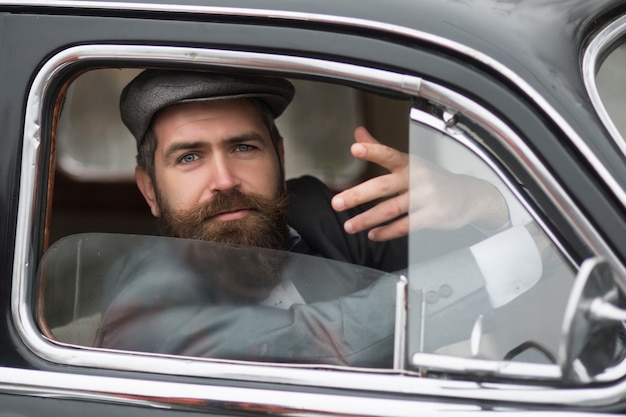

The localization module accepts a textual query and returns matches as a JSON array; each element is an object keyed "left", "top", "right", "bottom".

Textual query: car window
[
  {"left": 42, "top": 92, "right": 582, "bottom": 376},
  {"left": 43, "top": 67, "right": 411, "bottom": 370},
  {"left": 405, "top": 114, "right": 577, "bottom": 372},
  {"left": 23, "top": 47, "right": 614, "bottom": 386},
  {"left": 43, "top": 64, "right": 578, "bottom": 375}
]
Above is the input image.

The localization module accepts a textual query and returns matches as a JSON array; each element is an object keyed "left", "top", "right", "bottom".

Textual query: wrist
[{"left": 471, "top": 180, "right": 510, "bottom": 230}]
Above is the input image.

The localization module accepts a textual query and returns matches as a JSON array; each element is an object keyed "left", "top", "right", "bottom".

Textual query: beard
[{"left": 155, "top": 185, "right": 292, "bottom": 252}]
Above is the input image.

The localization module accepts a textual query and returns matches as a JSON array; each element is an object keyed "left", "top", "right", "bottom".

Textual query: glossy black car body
[{"left": 3, "top": 0, "right": 626, "bottom": 415}]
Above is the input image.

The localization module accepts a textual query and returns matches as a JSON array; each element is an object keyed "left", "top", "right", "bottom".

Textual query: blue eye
[
  {"left": 180, "top": 153, "right": 199, "bottom": 164},
  {"left": 236, "top": 144, "right": 254, "bottom": 152}
]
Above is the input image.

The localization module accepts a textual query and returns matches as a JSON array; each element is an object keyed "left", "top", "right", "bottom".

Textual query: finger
[
  {"left": 332, "top": 174, "right": 406, "bottom": 212},
  {"left": 342, "top": 193, "right": 409, "bottom": 234},
  {"left": 350, "top": 127, "right": 378, "bottom": 161},
  {"left": 367, "top": 205, "right": 448, "bottom": 241},
  {"left": 351, "top": 142, "right": 408, "bottom": 173},
  {"left": 351, "top": 127, "right": 408, "bottom": 173},
  {"left": 368, "top": 216, "right": 410, "bottom": 242},
  {"left": 354, "top": 126, "right": 379, "bottom": 144}
]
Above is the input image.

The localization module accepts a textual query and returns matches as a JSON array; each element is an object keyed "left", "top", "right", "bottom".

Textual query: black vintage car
[{"left": 3, "top": 0, "right": 626, "bottom": 415}]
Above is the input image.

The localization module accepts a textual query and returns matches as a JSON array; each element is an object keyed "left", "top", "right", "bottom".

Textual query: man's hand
[{"left": 331, "top": 127, "right": 509, "bottom": 242}]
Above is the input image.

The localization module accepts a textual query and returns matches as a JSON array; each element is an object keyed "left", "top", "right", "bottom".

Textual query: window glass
[
  {"left": 406, "top": 116, "right": 577, "bottom": 368},
  {"left": 39, "top": 233, "right": 401, "bottom": 367}
]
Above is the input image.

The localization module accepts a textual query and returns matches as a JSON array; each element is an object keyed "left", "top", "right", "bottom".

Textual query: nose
[{"left": 209, "top": 154, "right": 239, "bottom": 192}]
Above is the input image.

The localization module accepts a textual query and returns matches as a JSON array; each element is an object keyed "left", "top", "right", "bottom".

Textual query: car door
[{"left": 3, "top": 1, "right": 626, "bottom": 415}]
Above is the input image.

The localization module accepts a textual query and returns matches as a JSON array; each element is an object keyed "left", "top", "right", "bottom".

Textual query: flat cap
[{"left": 120, "top": 69, "right": 295, "bottom": 145}]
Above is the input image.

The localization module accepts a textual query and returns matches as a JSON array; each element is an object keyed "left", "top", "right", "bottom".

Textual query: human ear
[{"left": 135, "top": 167, "right": 161, "bottom": 217}]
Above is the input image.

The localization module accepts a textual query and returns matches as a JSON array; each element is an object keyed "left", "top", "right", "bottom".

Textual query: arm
[
  {"left": 97, "top": 277, "right": 397, "bottom": 367},
  {"left": 94, "top": 243, "right": 397, "bottom": 368}
]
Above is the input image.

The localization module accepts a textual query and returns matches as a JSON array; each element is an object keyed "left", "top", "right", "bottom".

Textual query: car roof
[
  {"left": 5, "top": 0, "right": 619, "bottom": 107},
  {"left": 10, "top": 1, "right": 622, "bottom": 63},
  {"left": 10, "top": 0, "right": 620, "bottom": 109}
]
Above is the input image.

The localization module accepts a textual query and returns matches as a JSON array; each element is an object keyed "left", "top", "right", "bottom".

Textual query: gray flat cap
[{"left": 120, "top": 69, "right": 295, "bottom": 145}]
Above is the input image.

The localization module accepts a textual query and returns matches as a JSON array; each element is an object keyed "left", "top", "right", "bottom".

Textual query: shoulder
[
  {"left": 287, "top": 175, "right": 333, "bottom": 202},
  {"left": 285, "top": 176, "right": 407, "bottom": 272}
]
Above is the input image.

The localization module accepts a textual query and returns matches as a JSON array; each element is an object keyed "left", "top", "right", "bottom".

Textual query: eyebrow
[{"left": 163, "top": 132, "right": 268, "bottom": 162}]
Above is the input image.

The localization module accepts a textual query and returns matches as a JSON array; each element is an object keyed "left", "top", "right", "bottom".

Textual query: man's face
[{"left": 136, "top": 98, "right": 290, "bottom": 250}]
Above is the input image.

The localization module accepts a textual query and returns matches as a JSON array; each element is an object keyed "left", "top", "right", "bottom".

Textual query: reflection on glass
[
  {"left": 39, "top": 233, "right": 400, "bottom": 367},
  {"left": 407, "top": 119, "right": 576, "bottom": 366}
]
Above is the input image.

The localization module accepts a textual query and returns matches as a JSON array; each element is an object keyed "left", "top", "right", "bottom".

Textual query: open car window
[
  {"left": 43, "top": 65, "right": 578, "bottom": 371},
  {"left": 44, "top": 66, "right": 410, "bottom": 370}
]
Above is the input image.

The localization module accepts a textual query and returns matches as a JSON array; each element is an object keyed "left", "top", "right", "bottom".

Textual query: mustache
[
  {"left": 156, "top": 185, "right": 291, "bottom": 251},
  {"left": 191, "top": 189, "right": 276, "bottom": 222}
]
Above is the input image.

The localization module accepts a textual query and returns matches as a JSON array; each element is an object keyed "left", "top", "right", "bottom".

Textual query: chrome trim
[
  {"left": 0, "top": 367, "right": 484, "bottom": 416},
  {"left": 582, "top": 14, "right": 626, "bottom": 157},
  {"left": 411, "top": 352, "right": 561, "bottom": 380},
  {"left": 0, "top": 367, "right": 612, "bottom": 417},
  {"left": 11, "top": 44, "right": 626, "bottom": 410},
  {"left": 393, "top": 275, "right": 408, "bottom": 370},
  {"left": 2, "top": 1, "right": 625, "bottom": 211}
]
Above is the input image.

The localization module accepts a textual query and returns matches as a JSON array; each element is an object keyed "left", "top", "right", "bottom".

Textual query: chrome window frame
[
  {"left": 11, "top": 43, "right": 626, "bottom": 411},
  {"left": 583, "top": 14, "right": 626, "bottom": 158}
]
